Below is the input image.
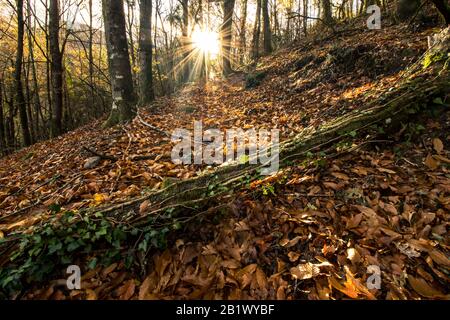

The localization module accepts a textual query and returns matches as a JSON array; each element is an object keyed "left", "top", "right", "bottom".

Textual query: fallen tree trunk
[{"left": 0, "top": 28, "right": 449, "bottom": 289}]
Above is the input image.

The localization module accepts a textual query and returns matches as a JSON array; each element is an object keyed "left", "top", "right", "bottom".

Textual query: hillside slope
[{"left": 1, "top": 22, "right": 449, "bottom": 300}]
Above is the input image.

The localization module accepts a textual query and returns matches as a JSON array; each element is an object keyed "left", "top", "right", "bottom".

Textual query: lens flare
[{"left": 192, "top": 29, "right": 220, "bottom": 57}]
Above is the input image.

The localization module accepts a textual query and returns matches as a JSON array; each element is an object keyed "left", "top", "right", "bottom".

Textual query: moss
[{"left": 422, "top": 51, "right": 447, "bottom": 69}]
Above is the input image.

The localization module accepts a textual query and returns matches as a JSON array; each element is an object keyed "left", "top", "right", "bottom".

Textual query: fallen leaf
[
  {"left": 424, "top": 154, "right": 439, "bottom": 170},
  {"left": 288, "top": 251, "right": 300, "bottom": 262},
  {"left": 408, "top": 275, "right": 448, "bottom": 299},
  {"left": 432, "top": 138, "right": 444, "bottom": 154},
  {"left": 139, "top": 200, "right": 150, "bottom": 215},
  {"left": 429, "top": 249, "right": 450, "bottom": 268}
]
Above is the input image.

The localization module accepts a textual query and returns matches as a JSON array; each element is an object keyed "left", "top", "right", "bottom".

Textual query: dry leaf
[
  {"left": 432, "top": 138, "right": 444, "bottom": 154},
  {"left": 139, "top": 200, "right": 150, "bottom": 215},
  {"left": 288, "top": 251, "right": 300, "bottom": 262},
  {"left": 408, "top": 275, "right": 448, "bottom": 299},
  {"left": 290, "top": 261, "right": 331, "bottom": 280},
  {"left": 429, "top": 250, "right": 450, "bottom": 268},
  {"left": 424, "top": 154, "right": 439, "bottom": 170},
  {"left": 85, "top": 289, "right": 97, "bottom": 300}
]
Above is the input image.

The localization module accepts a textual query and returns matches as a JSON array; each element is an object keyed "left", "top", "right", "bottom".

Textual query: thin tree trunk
[
  {"left": 88, "top": 0, "right": 95, "bottom": 112},
  {"left": 0, "top": 79, "right": 5, "bottom": 155},
  {"left": 251, "top": 0, "right": 261, "bottom": 60},
  {"left": 49, "top": 0, "right": 63, "bottom": 137},
  {"left": 14, "top": 0, "right": 31, "bottom": 146},
  {"left": 27, "top": 0, "right": 41, "bottom": 140},
  {"left": 138, "top": 0, "right": 155, "bottom": 105},
  {"left": 262, "top": 0, "right": 273, "bottom": 54},
  {"left": 181, "top": 0, "right": 190, "bottom": 82},
  {"left": 238, "top": 0, "right": 248, "bottom": 64},
  {"left": 303, "top": 0, "right": 308, "bottom": 36},
  {"left": 222, "top": 0, "right": 236, "bottom": 76}
]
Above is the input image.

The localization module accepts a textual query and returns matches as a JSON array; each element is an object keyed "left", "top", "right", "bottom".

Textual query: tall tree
[
  {"left": 49, "top": 0, "right": 63, "bottom": 136},
  {"left": 261, "top": 0, "right": 272, "bottom": 54},
  {"left": 222, "top": 0, "right": 236, "bottom": 76},
  {"left": 102, "top": 0, "right": 137, "bottom": 126},
  {"left": 430, "top": 0, "right": 450, "bottom": 24},
  {"left": 181, "top": 0, "right": 190, "bottom": 82},
  {"left": 396, "top": 0, "right": 420, "bottom": 21},
  {"left": 251, "top": 0, "right": 262, "bottom": 59},
  {"left": 303, "top": 0, "right": 308, "bottom": 36},
  {"left": 238, "top": 0, "right": 248, "bottom": 63},
  {"left": 26, "top": 0, "right": 42, "bottom": 139},
  {"left": 138, "top": 0, "right": 155, "bottom": 105},
  {"left": 14, "top": 0, "right": 31, "bottom": 146},
  {"left": 0, "top": 78, "right": 6, "bottom": 155},
  {"left": 321, "top": 0, "right": 333, "bottom": 26}
]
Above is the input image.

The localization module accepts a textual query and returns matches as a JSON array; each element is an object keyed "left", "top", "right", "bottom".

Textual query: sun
[{"left": 192, "top": 29, "right": 220, "bottom": 57}]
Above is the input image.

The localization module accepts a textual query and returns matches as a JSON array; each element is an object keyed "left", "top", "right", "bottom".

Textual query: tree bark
[
  {"left": 321, "top": 0, "right": 333, "bottom": 26},
  {"left": 262, "top": 0, "right": 273, "bottom": 54},
  {"left": 49, "top": 0, "right": 63, "bottom": 137},
  {"left": 102, "top": 0, "right": 137, "bottom": 127},
  {"left": 27, "top": 0, "right": 42, "bottom": 140},
  {"left": 238, "top": 0, "right": 248, "bottom": 64},
  {"left": 396, "top": 0, "right": 420, "bottom": 21},
  {"left": 251, "top": 0, "right": 262, "bottom": 60},
  {"left": 430, "top": 0, "right": 450, "bottom": 24},
  {"left": 222, "top": 0, "right": 236, "bottom": 76},
  {"left": 303, "top": 0, "right": 308, "bottom": 36},
  {"left": 138, "top": 0, "right": 155, "bottom": 105},
  {"left": 0, "top": 79, "right": 5, "bottom": 155},
  {"left": 181, "top": 0, "right": 190, "bottom": 82},
  {"left": 14, "top": 0, "right": 32, "bottom": 146}
]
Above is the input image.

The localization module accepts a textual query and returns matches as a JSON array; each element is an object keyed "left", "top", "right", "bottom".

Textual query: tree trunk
[
  {"left": 396, "top": 0, "right": 420, "bottom": 21},
  {"left": 27, "top": 0, "right": 42, "bottom": 140},
  {"left": 102, "top": 0, "right": 137, "bottom": 127},
  {"left": 0, "top": 79, "right": 5, "bottom": 155},
  {"left": 238, "top": 0, "right": 248, "bottom": 64},
  {"left": 222, "top": 0, "right": 236, "bottom": 76},
  {"left": 138, "top": 0, "right": 155, "bottom": 105},
  {"left": 321, "top": 0, "right": 333, "bottom": 26},
  {"left": 125, "top": 0, "right": 137, "bottom": 85},
  {"left": 303, "top": 0, "right": 308, "bottom": 36},
  {"left": 14, "top": 0, "right": 31, "bottom": 146},
  {"left": 49, "top": 0, "right": 63, "bottom": 137},
  {"left": 88, "top": 0, "right": 95, "bottom": 113},
  {"left": 262, "top": 0, "right": 273, "bottom": 54},
  {"left": 251, "top": 0, "right": 262, "bottom": 60},
  {"left": 181, "top": 0, "right": 190, "bottom": 82},
  {"left": 430, "top": 0, "right": 450, "bottom": 24}
]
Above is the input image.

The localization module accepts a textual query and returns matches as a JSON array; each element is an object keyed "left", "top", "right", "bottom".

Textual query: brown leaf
[
  {"left": 139, "top": 200, "right": 151, "bottom": 215},
  {"left": 288, "top": 251, "right": 300, "bottom": 262},
  {"left": 408, "top": 275, "right": 448, "bottom": 299},
  {"left": 346, "top": 213, "right": 363, "bottom": 229},
  {"left": 255, "top": 267, "right": 267, "bottom": 290},
  {"left": 139, "top": 275, "right": 153, "bottom": 300},
  {"left": 432, "top": 138, "right": 444, "bottom": 154},
  {"left": 429, "top": 249, "right": 450, "bottom": 268},
  {"left": 85, "top": 288, "right": 97, "bottom": 300},
  {"left": 424, "top": 154, "right": 439, "bottom": 170},
  {"left": 331, "top": 172, "right": 349, "bottom": 181},
  {"left": 116, "top": 279, "right": 136, "bottom": 300}
]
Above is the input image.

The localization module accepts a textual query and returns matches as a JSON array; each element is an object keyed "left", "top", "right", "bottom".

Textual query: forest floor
[{"left": 0, "top": 21, "right": 449, "bottom": 300}]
